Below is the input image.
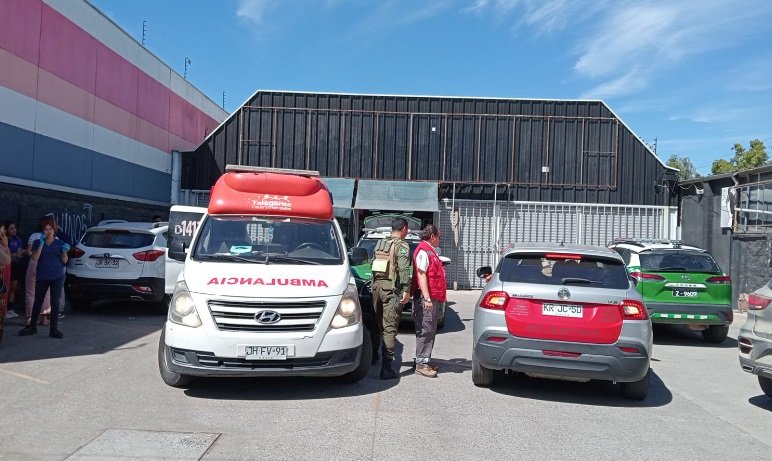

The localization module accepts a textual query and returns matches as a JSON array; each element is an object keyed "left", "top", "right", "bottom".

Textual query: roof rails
[
  {"left": 224, "top": 164, "right": 320, "bottom": 177},
  {"left": 609, "top": 238, "right": 685, "bottom": 248}
]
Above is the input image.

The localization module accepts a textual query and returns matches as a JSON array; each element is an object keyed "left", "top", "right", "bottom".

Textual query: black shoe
[
  {"left": 19, "top": 325, "right": 37, "bottom": 336},
  {"left": 379, "top": 359, "right": 398, "bottom": 380},
  {"left": 49, "top": 329, "right": 63, "bottom": 339}
]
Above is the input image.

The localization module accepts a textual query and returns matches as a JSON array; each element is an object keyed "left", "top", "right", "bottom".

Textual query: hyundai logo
[
  {"left": 681, "top": 275, "right": 691, "bottom": 281},
  {"left": 255, "top": 310, "right": 281, "bottom": 324},
  {"left": 558, "top": 288, "right": 571, "bottom": 300}
]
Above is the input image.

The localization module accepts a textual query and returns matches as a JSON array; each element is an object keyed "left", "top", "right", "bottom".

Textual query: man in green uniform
[{"left": 370, "top": 217, "right": 412, "bottom": 380}]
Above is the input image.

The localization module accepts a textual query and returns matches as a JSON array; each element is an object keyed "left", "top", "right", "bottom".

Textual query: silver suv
[
  {"left": 473, "top": 243, "right": 653, "bottom": 400},
  {"left": 738, "top": 280, "right": 772, "bottom": 399},
  {"left": 65, "top": 222, "right": 169, "bottom": 312}
]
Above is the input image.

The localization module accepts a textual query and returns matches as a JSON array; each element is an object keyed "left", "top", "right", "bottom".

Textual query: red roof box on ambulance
[{"left": 208, "top": 165, "right": 333, "bottom": 220}]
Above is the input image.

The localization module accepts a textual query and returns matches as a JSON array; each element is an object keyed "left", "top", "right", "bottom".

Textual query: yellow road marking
[{"left": 0, "top": 367, "right": 50, "bottom": 384}]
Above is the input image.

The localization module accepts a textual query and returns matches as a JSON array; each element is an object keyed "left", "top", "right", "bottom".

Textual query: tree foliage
[
  {"left": 711, "top": 139, "right": 769, "bottom": 174},
  {"left": 666, "top": 154, "right": 700, "bottom": 180}
]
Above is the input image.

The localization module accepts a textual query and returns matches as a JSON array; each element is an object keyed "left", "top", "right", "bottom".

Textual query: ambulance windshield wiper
[
  {"left": 197, "top": 254, "right": 268, "bottom": 264},
  {"left": 261, "top": 253, "right": 321, "bottom": 265}
]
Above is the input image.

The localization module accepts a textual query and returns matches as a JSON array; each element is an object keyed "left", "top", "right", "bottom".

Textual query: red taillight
[
  {"left": 132, "top": 284, "right": 153, "bottom": 293},
  {"left": 69, "top": 247, "right": 85, "bottom": 258},
  {"left": 618, "top": 346, "right": 641, "bottom": 354},
  {"left": 133, "top": 250, "right": 165, "bottom": 262},
  {"left": 706, "top": 275, "right": 732, "bottom": 284},
  {"left": 748, "top": 294, "right": 772, "bottom": 310},
  {"left": 486, "top": 336, "right": 507, "bottom": 343},
  {"left": 545, "top": 253, "right": 582, "bottom": 260},
  {"left": 543, "top": 350, "right": 581, "bottom": 358},
  {"left": 620, "top": 299, "right": 648, "bottom": 320},
  {"left": 629, "top": 271, "right": 665, "bottom": 281},
  {"left": 480, "top": 291, "right": 510, "bottom": 310}
]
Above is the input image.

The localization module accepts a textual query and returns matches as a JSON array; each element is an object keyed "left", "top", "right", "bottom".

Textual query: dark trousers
[{"left": 30, "top": 277, "right": 63, "bottom": 332}]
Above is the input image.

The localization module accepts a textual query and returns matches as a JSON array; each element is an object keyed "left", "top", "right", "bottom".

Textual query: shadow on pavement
[
  {"left": 652, "top": 324, "right": 738, "bottom": 348},
  {"left": 437, "top": 305, "right": 465, "bottom": 334},
  {"left": 748, "top": 395, "right": 772, "bottom": 411},
  {"left": 487, "top": 369, "right": 673, "bottom": 408},
  {"left": 0, "top": 300, "right": 164, "bottom": 364}
]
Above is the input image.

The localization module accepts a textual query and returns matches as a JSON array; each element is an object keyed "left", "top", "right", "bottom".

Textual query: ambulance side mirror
[
  {"left": 168, "top": 241, "right": 188, "bottom": 262},
  {"left": 349, "top": 247, "right": 369, "bottom": 266}
]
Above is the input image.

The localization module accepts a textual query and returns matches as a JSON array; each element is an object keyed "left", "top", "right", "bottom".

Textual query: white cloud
[
  {"left": 580, "top": 68, "right": 647, "bottom": 99},
  {"left": 467, "top": 0, "right": 772, "bottom": 99},
  {"left": 235, "top": 0, "right": 278, "bottom": 25},
  {"left": 668, "top": 107, "right": 751, "bottom": 124}
]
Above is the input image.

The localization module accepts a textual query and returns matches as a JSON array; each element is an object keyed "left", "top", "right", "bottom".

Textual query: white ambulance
[{"left": 158, "top": 166, "right": 371, "bottom": 387}]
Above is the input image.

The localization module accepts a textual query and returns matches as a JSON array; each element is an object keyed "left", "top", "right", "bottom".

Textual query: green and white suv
[{"left": 608, "top": 239, "right": 733, "bottom": 343}]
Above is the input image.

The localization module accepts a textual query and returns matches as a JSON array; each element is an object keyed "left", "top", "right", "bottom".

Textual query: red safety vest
[{"left": 411, "top": 240, "right": 447, "bottom": 303}]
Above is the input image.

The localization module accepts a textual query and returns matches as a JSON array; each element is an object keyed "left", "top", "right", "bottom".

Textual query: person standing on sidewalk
[
  {"left": 370, "top": 217, "right": 412, "bottom": 380},
  {"left": 411, "top": 224, "right": 446, "bottom": 378},
  {"left": 0, "top": 223, "right": 12, "bottom": 342},
  {"left": 19, "top": 218, "right": 69, "bottom": 339}
]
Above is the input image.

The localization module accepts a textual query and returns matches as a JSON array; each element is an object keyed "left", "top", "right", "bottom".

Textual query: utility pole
[
  {"left": 222, "top": 91, "right": 226, "bottom": 110},
  {"left": 141, "top": 20, "right": 147, "bottom": 45},
  {"left": 184, "top": 57, "right": 191, "bottom": 80}
]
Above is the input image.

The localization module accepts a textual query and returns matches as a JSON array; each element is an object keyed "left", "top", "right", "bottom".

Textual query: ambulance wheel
[
  {"left": 339, "top": 327, "right": 373, "bottom": 383},
  {"left": 158, "top": 330, "right": 192, "bottom": 388}
]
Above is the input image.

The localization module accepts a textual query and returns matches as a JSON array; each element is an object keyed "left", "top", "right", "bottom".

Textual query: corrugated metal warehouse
[
  {"left": 182, "top": 91, "right": 679, "bottom": 288},
  {"left": 0, "top": 0, "right": 227, "bottom": 242}
]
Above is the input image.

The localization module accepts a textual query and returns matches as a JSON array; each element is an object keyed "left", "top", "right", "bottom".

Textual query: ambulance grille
[{"left": 207, "top": 300, "right": 326, "bottom": 332}]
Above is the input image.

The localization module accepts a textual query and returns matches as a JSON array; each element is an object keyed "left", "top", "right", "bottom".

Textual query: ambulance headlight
[
  {"left": 331, "top": 284, "right": 361, "bottom": 329},
  {"left": 169, "top": 281, "right": 202, "bottom": 328}
]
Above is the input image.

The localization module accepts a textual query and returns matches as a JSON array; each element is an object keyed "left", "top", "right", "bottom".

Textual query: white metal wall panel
[{"left": 440, "top": 199, "right": 674, "bottom": 289}]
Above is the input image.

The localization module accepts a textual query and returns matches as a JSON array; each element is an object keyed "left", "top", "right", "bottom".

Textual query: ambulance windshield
[{"left": 192, "top": 216, "right": 343, "bottom": 265}]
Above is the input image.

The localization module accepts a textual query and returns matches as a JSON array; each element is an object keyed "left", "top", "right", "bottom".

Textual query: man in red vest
[{"left": 411, "top": 224, "right": 447, "bottom": 378}]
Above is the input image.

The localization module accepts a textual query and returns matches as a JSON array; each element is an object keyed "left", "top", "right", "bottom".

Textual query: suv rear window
[
  {"left": 639, "top": 251, "right": 721, "bottom": 273},
  {"left": 498, "top": 254, "right": 629, "bottom": 289},
  {"left": 82, "top": 230, "right": 155, "bottom": 249}
]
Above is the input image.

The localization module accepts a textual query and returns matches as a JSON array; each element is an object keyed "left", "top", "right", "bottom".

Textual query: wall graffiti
[{"left": 46, "top": 204, "right": 92, "bottom": 243}]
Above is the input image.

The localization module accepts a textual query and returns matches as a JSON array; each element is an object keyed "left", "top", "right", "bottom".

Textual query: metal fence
[{"left": 438, "top": 199, "right": 676, "bottom": 289}]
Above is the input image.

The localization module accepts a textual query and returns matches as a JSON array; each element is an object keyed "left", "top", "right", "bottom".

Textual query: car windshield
[
  {"left": 192, "top": 216, "right": 343, "bottom": 265},
  {"left": 82, "top": 230, "right": 155, "bottom": 249},
  {"left": 358, "top": 238, "right": 419, "bottom": 260},
  {"left": 497, "top": 253, "right": 629, "bottom": 289},
  {"left": 639, "top": 251, "right": 721, "bottom": 273}
]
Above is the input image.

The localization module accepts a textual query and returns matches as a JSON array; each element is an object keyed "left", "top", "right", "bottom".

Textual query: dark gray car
[
  {"left": 738, "top": 280, "right": 772, "bottom": 398},
  {"left": 473, "top": 243, "right": 653, "bottom": 400}
]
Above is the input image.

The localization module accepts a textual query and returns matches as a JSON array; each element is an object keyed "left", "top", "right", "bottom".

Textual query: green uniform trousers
[{"left": 371, "top": 280, "right": 403, "bottom": 360}]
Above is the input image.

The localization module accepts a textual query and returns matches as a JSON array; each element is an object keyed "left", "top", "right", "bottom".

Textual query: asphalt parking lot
[{"left": 0, "top": 290, "right": 770, "bottom": 460}]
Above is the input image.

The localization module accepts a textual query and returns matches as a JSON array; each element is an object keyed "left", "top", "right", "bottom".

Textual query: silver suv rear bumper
[
  {"left": 475, "top": 332, "right": 650, "bottom": 383},
  {"left": 738, "top": 324, "right": 772, "bottom": 379}
]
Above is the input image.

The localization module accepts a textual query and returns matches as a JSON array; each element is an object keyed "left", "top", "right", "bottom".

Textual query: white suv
[{"left": 66, "top": 222, "right": 169, "bottom": 312}]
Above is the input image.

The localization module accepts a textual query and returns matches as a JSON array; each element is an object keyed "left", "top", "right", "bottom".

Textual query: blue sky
[{"left": 90, "top": 0, "right": 772, "bottom": 175}]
